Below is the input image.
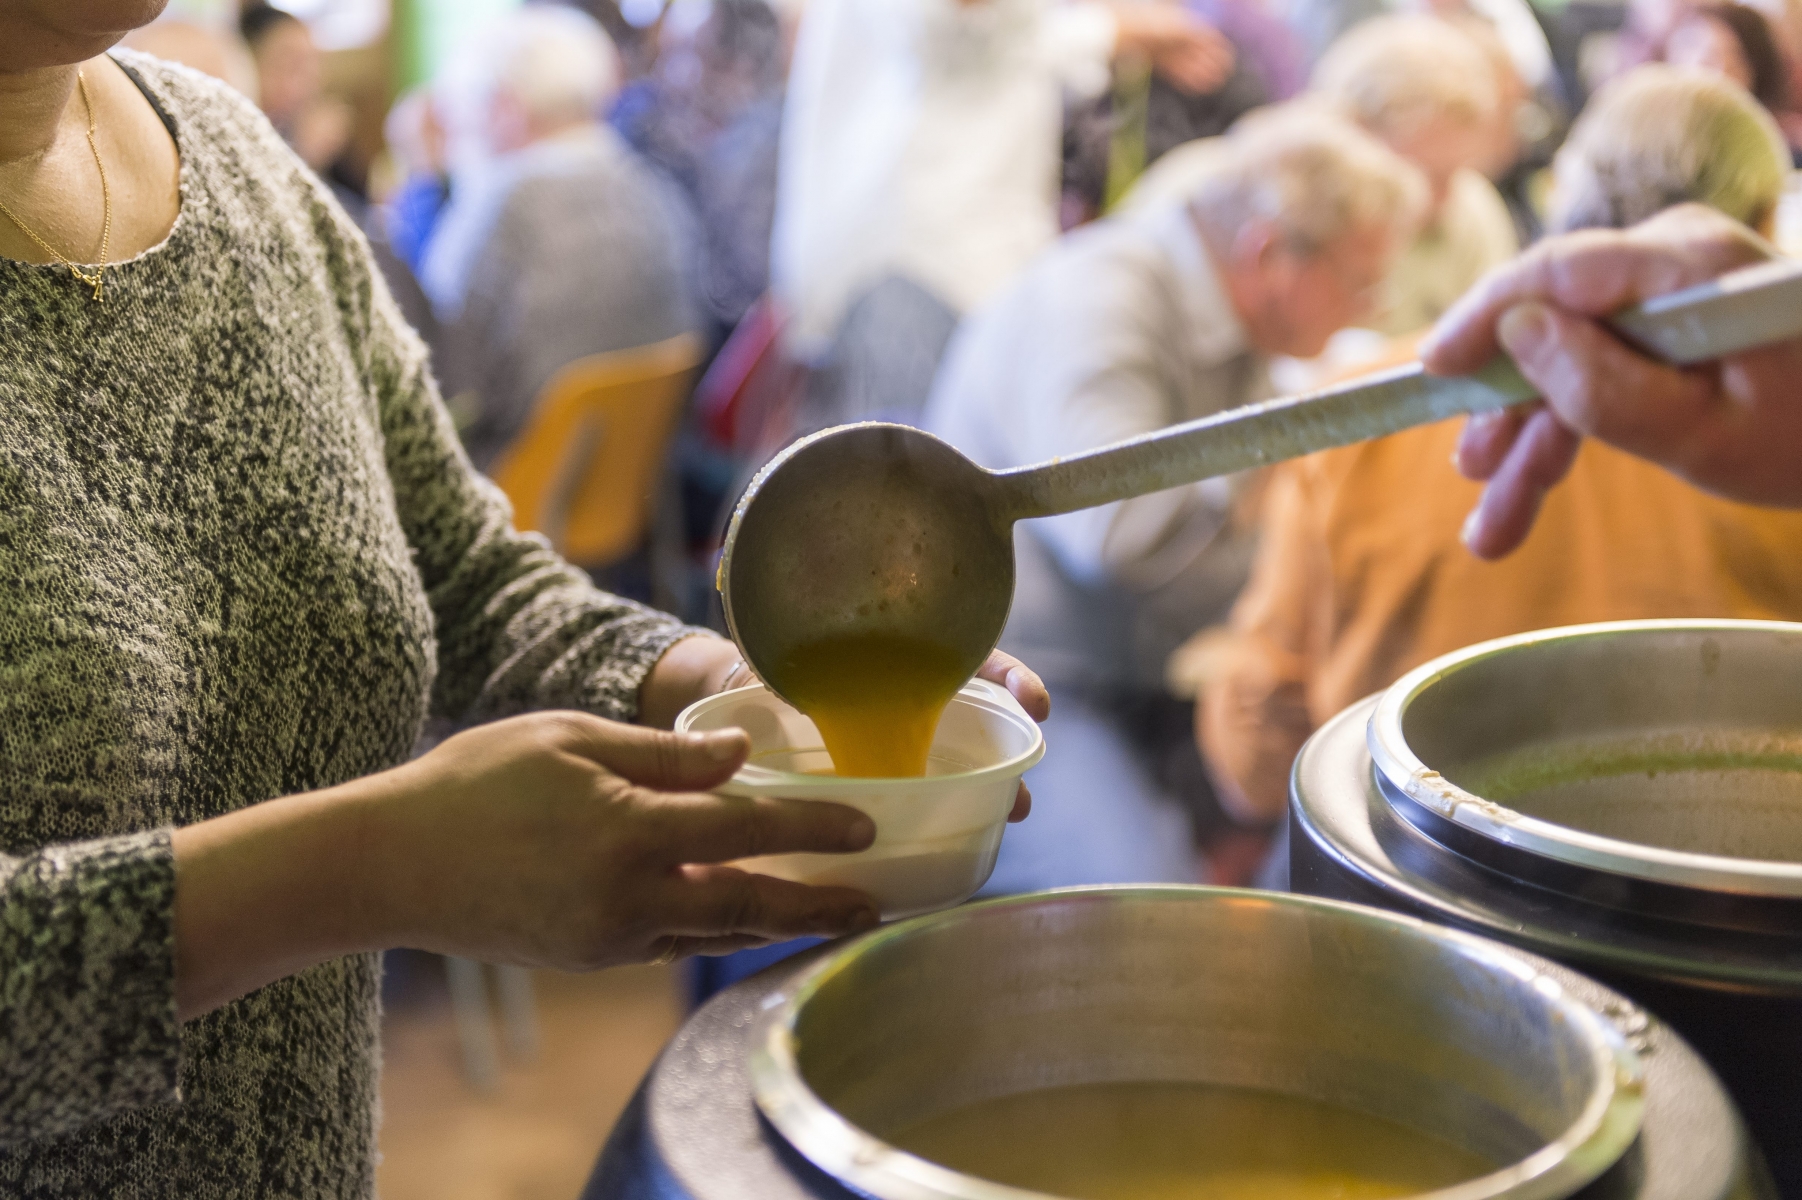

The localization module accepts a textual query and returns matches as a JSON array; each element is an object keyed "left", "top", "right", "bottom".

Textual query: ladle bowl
[
  {"left": 719, "top": 260, "right": 1802, "bottom": 706},
  {"left": 719, "top": 424, "right": 1013, "bottom": 709}
]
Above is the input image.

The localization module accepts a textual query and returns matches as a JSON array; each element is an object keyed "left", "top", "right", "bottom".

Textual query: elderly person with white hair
[
  {"left": 1131, "top": 17, "right": 1518, "bottom": 336},
  {"left": 1309, "top": 14, "right": 1521, "bottom": 334},
  {"left": 1548, "top": 63, "right": 1790, "bottom": 234},
  {"left": 923, "top": 107, "right": 1426, "bottom": 889},
  {"left": 421, "top": 7, "right": 700, "bottom": 470}
]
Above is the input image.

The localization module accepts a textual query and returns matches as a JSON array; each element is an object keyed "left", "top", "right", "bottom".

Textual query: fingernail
[
  {"left": 1496, "top": 302, "right": 1552, "bottom": 364},
  {"left": 1459, "top": 506, "right": 1482, "bottom": 549},
  {"left": 696, "top": 731, "right": 744, "bottom": 762},
  {"left": 844, "top": 814, "right": 876, "bottom": 848}
]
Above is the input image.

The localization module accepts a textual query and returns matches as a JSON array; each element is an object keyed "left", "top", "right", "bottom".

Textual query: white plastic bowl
[{"left": 675, "top": 678, "right": 1046, "bottom": 919}]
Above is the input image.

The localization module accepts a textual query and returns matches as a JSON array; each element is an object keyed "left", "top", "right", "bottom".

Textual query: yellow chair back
[{"left": 490, "top": 333, "right": 702, "bottom": 570}]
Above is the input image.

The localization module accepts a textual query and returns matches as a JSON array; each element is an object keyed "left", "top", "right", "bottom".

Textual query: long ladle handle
[{"left": 992, "top": 256, "right": 1802, "bottom": 521}]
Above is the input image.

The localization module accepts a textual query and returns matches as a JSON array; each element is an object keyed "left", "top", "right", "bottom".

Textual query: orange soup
[
  {"left": 886, "top": 1080, "right": 1497, "bottom": 1200},
  {"left": 776, "top": 633, "right": 969, "bottom": 777}
]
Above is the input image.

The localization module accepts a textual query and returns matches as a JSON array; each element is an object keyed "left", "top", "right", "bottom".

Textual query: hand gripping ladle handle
[{"left": 988, "top": 256, "right": 1802, "bottom": 522}]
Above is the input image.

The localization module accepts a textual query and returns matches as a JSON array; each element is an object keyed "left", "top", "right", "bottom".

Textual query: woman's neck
[
  {"left": 0, "top": 54, "right": 183, "bottom": 267},
  {"left": 0, "top": 63, "right": 79, "bottom": 169}
]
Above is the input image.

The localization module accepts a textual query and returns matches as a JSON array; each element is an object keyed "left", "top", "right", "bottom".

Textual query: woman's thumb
[{"left": 570, "top": 722, "right": 750, "bottom": 791}]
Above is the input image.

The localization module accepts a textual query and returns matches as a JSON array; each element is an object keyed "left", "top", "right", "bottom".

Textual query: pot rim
[
  {"left": 1368, "top": 618, "right": 1802, "bottom": 899},
  {"left": 747, "top": 885, "right": 1646, "bottom": 1200}
]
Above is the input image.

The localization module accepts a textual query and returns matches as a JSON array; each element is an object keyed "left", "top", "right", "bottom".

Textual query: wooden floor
[{"left": 376, "top": 952, "right": 686, "bottom": 1200}]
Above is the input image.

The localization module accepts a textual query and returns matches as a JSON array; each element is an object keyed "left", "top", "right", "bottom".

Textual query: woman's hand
[
  {"left": 1422, "top": 204, "right": 1802, "bottom": 558},
  {"left": 366, "top": 715, "right": 880, "bottom": 966},
  {"left": 976, "top": 648, "right": 1049, "bottom": 822},
  {"left": 644, "top": 635, "right": 1052, "bottom": 821},
  {"left": 172, "top": 713, "right": 879, "bottom": 1020}
]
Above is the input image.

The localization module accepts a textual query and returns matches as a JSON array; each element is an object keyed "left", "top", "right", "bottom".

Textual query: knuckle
[
  {"left": 518, "top": 713, "right": 592, "bottom": 769},
  {"left": 1572, "top": 380, "right": 1620, "bottom": 440},
  {"left": 540, "top": 709, "right": 597, "bottom": 746},
  {"left": 616, "top": 785, "right": 666, "bottom": 839},
  {"left": 587, "top": 774, "right": 634, "bottom": 823},
  {"left": 648, "top": 730, "right": 686, "bottom": 787},
  {"left": 724, "top": 878, "right": 766, "bottom": 933},
  {"left": 727, "top": 802, "right": 771, "bottom": 859},
  {"left": 613, "top": 792, "right": 667, "bottom": 855}
]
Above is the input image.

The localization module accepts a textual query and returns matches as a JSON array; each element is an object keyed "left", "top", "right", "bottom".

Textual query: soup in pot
[{"left": 886, "top": 1080, "right": 1497, "bottom": 1200}]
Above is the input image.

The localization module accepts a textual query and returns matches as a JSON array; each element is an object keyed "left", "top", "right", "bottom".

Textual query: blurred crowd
[{"left": 136, "top": 0, "right": 1802, "bottom": 966}]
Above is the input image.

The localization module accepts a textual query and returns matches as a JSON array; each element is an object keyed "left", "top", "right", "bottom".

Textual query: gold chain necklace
[{"left": 0, "top": 70, "right": 114, "bottom": 304}]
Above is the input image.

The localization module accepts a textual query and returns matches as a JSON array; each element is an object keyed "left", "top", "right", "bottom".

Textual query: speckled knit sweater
[{"left": 0, "top": 53, "right": 701, "bottom": 1197}]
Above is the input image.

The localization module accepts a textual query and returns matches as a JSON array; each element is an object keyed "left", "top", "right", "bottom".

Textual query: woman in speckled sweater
[{"left": 0, "top": 4, "right": 1046, "bottom": 1195}]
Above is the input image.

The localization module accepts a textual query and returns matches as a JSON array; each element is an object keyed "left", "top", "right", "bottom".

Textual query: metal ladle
[{"left": 720, "top": 258, "right": 1802, "bottom": 706}]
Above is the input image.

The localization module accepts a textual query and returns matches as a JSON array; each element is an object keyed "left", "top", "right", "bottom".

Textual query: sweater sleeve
[
  {"left": 352, "top": 217, "right": 710, "bottom": 726},
  {"left": 0, "top": 830, "right": 181, "bottom": 1147}
]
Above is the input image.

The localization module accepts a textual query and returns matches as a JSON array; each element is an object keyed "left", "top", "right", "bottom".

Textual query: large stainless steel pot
[
  {"left": 747, "top": 887, "right": 1645, "bottom": 1200},
  {"left": 1291, "top": 621, "right": 1802, "bottom": 1198},
  {"left": 1369, "top": 619, "right": 1802, "bottom": 918}
]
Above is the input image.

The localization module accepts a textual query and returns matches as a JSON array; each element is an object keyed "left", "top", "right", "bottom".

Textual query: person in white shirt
[
  {"left": 924, "top": 107, "right": 1425, "bottom": 890},
  {"left": 772, "top": 0, "right": 1236, "bottom": 429}
]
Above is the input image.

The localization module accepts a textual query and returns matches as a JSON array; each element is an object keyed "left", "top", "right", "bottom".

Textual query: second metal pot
[
  {"left": 1291, "top": 621, "right": 1802, "bottom": 1197},
  {"left": 1368, "top": 619, "right": 1802, "bottom": 929}
]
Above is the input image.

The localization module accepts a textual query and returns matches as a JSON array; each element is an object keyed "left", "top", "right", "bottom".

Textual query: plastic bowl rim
[{"left": 675, "top": 677, "right": 1046, "bottom": 793}]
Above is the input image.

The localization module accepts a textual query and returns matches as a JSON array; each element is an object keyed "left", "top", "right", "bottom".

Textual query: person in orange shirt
[{"left": 1200, "top": 66, "right": 1800, "bottom": 829}]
